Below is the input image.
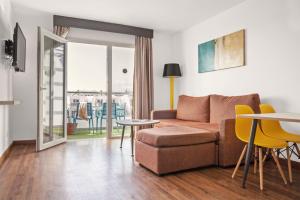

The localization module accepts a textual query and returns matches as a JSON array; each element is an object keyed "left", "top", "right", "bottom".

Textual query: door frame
[
  {"left": 37, "top": 27, "right": 68, "bottom": 151},
  {"left": 67, "top": 37, "right": 134, "bottom": 139}
]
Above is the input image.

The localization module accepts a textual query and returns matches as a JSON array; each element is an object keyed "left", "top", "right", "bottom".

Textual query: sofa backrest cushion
[
  {"left": 210, "top": 93, "right": 260, "bottom": 124},
  {"left": 176, "top": 95, "right": 210, "bottom": 122}
]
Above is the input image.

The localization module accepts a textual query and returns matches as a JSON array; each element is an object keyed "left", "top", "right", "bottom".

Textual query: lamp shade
[{"left": 163, "top": 63, "right": 182, "bottom": 78}]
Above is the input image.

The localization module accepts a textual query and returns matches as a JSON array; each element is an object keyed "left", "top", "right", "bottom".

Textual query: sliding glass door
[
  {"left": 37, "top": 30, "right": 134, "bottom": 147},
  {"left": 66, "top": 39, "right": 134, "bottom": 139},
  {"left": 111, "top": 46, "right": 134, "bottom": 137},
  {"left": 67, "top": 42, "right": 107, "bottom": 139}
]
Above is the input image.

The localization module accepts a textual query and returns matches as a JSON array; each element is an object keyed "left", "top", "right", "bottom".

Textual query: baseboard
[
  {"left": 0, "top": 142, "right": 14, "bottom": 168},
  {"left": 0, "top": 140, "right": 36, "bottom": 169},
  {"left": 13, "top": 139, "right": 36, "bottom": 145}
]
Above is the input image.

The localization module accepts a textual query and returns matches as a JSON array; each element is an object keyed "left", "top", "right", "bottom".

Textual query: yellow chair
[
  {"left": 260, "top": 104, "right": 300, "bottom": 183},
  {"left": 232, "top": 105, "right": 287, "bottom": 190}
]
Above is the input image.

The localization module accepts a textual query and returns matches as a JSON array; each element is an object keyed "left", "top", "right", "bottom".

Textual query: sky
[{"left": 67, "top": 42, "right": 134, "bottom": 93}]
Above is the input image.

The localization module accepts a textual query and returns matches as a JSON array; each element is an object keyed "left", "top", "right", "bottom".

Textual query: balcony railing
[{"left": 67, "top": 90, "right": 133, "bottom": 130}]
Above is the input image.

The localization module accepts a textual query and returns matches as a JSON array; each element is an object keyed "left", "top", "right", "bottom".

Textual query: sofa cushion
[
  {"left": 155, "top": 119, "right": 219, "bottom": 133},
  {"left": 210, "top": 93, "right": 260, "bottom": 124},
  {"left": 176, "top": 95, "right": 210, "bottom": 122},
  {"left": 136, "top": 126, "right": 217, "bottom": 147}
]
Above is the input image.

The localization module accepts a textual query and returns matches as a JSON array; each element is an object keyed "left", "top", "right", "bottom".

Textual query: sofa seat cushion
[
  {"left": 136, "top": 126, "right": 217, "bottom": 147},
  {"left": 176, "top": 95, "right": 210, "bottom": 122},
  {"left": 154, "top": 119, "right": 219, "bottom": 133}
]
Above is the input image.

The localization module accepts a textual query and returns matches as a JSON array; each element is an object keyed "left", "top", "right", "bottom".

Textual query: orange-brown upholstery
[
  {"left": 135, "top": 141, "right": 216, "bottom": 175},
  {"left": 151, "top": 109, "right": 177, "bottom": 119},
  {"left": 217, "top": 118, "right": 242, "bottom": 166},
  {"left": 154, "top": 119, "right": 219, "bottom": 133},
  {"left": 136, "top": 126, "right": 217, "bottom": 147},
  {"left": 153, "top": 118, "right": 240, "bottom": 166},
  {"left": 136, "top": 93, "right": 261, "bottom": 174},
  {"left": 176, "top": 95, "right": 210, "bottom": 122},
  {"left": 210, "top": 94, "right": 260, "bottom": 124}
]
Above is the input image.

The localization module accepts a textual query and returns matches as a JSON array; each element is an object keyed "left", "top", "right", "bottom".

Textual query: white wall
[
  {"left": 12, "top": 5, "right": 53, "bottom": 140},
  {"left": 152, "top": 31, "right": 175, "bottom": 109},
  {"left": 0, "top": 0, "right": 13, "bottom": 156},
  {"left": 172, "top": 0, "right": 300, "bottom": 159}
]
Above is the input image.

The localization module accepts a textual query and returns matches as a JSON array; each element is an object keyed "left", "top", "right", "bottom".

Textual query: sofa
[{"left": 135, "top": 93, "right": 261, "bottom": 175}]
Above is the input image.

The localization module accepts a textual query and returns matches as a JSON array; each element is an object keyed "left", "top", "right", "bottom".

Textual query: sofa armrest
[
  {"left": 218, "top": 118, "right": 244, "bottom": 167},
  {"left": 151, "top": 110, "right": 177, "bottom": 120}
]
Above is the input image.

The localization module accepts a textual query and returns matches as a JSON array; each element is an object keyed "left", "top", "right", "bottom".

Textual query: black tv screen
[{"left": 12, "top": 23, "right": 26, "bottom": 72}]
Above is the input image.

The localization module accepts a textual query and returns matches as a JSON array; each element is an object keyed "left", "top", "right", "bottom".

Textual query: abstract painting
[{"left": 198, "top": 29, "right": 245, "bottom": 73}]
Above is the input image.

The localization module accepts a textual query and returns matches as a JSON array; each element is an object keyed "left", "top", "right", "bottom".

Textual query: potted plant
[{"left": 67, "top": 109, "right": 77, "bottom": 135}]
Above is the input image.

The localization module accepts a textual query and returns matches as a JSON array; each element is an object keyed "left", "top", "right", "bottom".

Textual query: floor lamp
[{"left": 163, "top": 63, "right": 182, "bottom": 110}]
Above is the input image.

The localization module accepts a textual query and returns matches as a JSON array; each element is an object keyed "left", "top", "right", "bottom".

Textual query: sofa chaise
[{"left": 135, "top": 94, "right": 261, "bottom": 175}]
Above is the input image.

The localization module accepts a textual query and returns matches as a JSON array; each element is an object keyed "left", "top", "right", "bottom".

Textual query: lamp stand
[{"left": 169, "top": 77, "right": 174, "bottom": 110}]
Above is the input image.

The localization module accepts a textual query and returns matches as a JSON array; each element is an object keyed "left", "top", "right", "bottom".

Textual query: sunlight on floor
[{"left": 67, "top": 127, "right": 131, "bottom": 140}]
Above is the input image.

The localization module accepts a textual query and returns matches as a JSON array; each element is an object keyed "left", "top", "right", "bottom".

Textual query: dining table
[{"left": 238, "top": 112, "right": 300, "bottom": 188}]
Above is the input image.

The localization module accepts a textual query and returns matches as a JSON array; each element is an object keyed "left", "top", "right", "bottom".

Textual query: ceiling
[{"left": 11, "top": 0, "right": 245, "bottom": 32}]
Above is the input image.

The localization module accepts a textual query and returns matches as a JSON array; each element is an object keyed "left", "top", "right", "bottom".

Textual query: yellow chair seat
[
  {"left": 254, "top": 133, "right": 286, "bottom": 148},
  {"left": 260, "top": 104, "right": 300, "bottom": 143},
  {"left": 265, "top": 131, "right": 300, "bottom": 143},
  {"left": 237, "top": 131, "right": 286, "bottom": 149},
  {"left": 235, "top": 105, "right": 287, "bottom": 149}
]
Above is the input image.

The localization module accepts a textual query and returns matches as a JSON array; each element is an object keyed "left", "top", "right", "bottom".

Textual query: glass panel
[
  {"left": 42, "top": 36, "right": 65, "bottom": 144},
  {"left": 67, "top": 42, "right": 107, "bottom": 139},
  {"left": 112, "top": 46, "right": 134, "bottom": 137},
  {"left": 42, "top": 36, "right": 52, "bottom": 143},
  {"left": 52, "top": 43, "right": 65, "bottom": 139}
]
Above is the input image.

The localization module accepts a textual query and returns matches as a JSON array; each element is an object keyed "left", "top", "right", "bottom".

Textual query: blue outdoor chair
[
  {"left": 86, "top": 102, "right": 95, "bottom": 133},
  {"left": 96, "top": 102, "right": 119, "bottom": 133},
  {"left": 116, "top": 104, "right": 126, "bottom": 120}
]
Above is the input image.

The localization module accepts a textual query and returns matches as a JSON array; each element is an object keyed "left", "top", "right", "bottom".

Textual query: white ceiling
[{"left": 11, "top": 0, "right": 245, "bottom": 32}]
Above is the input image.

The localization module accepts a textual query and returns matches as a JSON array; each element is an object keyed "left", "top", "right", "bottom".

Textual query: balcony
[{"left": 67, "top": 90, "right": 132, "bottom": 139}]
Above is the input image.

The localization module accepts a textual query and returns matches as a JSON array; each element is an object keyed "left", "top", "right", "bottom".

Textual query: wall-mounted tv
[{"left": 12, "top": 23, "right": 26, "bottom": 72}]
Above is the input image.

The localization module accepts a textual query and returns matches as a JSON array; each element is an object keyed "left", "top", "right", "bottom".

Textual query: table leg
[
  {"left": 120, "top": 125, "right": 125, "bottom": 148},
  {"left": 242, "top": 119, "right": 258, "bottom": 188},
  {"left": 131, "top": 126, "right": 134, "bottom": 157}
]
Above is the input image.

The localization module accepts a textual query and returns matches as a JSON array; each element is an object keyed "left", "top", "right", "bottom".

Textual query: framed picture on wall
[{"left": 198, "top": 29, "right": 245, "bottom": 73}]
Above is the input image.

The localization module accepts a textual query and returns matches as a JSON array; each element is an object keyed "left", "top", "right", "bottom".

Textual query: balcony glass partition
[
  {"left": 66, "top": 42, "right": 134, "bottom": 139},
  {"left": 112, "top": 46, "right": 135, "bottom": 137}
]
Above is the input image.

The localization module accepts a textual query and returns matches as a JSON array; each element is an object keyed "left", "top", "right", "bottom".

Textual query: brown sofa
[{"left": 135, "top": 94, "right": 261, "bottom": 175}]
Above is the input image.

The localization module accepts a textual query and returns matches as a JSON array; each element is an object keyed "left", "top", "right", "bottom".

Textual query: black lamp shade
[{"left": 163, "top": 63, "right": 182, "bottom": 77}]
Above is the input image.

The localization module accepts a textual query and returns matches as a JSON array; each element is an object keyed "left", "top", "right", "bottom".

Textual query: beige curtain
[
  {"left": 53, "top": 25, "right": 70, "bottom": 38},
  {"left": 133, "top": 36, "right": 154, "bottom": 120}
]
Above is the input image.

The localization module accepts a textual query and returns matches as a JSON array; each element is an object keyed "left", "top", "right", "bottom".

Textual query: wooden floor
[{"left": 1, "top": 139, "right": 300, "bottom": 200}]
